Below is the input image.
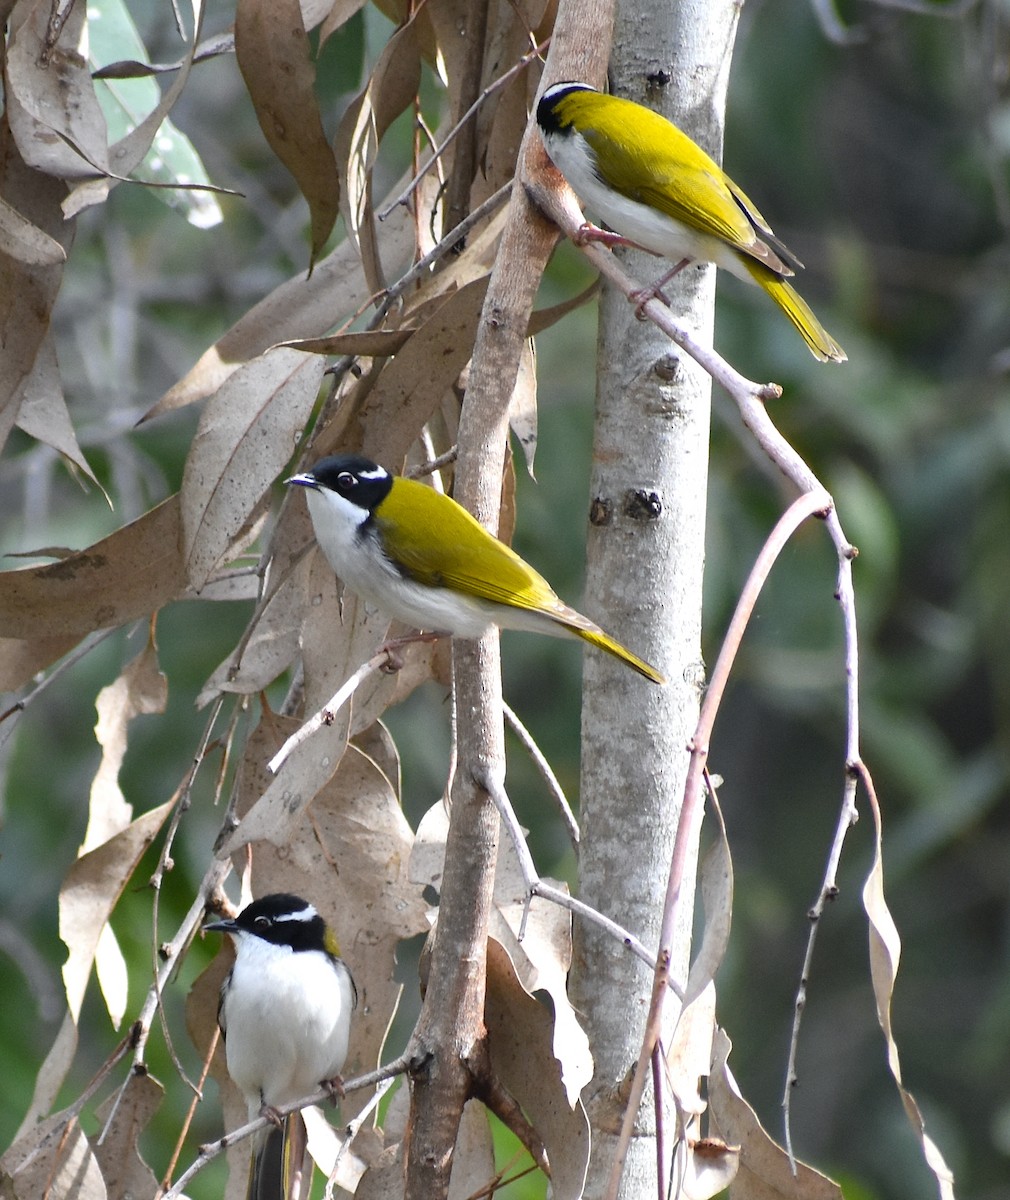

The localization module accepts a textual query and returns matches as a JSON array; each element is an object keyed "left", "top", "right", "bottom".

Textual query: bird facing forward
[{"left": 204, "top": 893, "right": 356, "bottom": 1200}]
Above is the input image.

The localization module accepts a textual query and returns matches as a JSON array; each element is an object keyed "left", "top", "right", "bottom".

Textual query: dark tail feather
[{"left": 247, "top": 1114, "right": 308, "bottom": 1200}]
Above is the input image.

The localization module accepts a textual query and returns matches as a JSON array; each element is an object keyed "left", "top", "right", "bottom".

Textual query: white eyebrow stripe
[
  {"left": 274, "top": 905, "right": 318, "bottom": 922},
  {"left": 358, "top": 467, "right": 387, "bottom": 480}
]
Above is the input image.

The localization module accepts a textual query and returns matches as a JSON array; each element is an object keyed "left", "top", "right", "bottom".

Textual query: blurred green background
[{"left": 2, "top": 1, "right": 1010, "bottom": 1197}]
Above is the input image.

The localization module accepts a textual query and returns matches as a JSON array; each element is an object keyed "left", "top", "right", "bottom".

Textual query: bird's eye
[
  {"left": 254, "top": 916, "right": 271, "bottom": 930},
  {"left": 336, "top": 472, "right": 356, "bottom": 490}
]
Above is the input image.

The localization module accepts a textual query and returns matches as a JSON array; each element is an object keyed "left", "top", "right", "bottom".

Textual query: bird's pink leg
[
  {"left": 573, "top": 221, "right": 641, "bottom": 250},
  {"left": 630, "top": 258, "right": 693, "bottom": 318}
]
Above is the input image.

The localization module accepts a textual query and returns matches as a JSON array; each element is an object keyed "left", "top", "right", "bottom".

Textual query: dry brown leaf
[
  {"left": 0, "top": 496, "right": 183, "bottom": 651},
  {"left": 85, "top": 635, "right": 168, "bottom": 1026},
  {"left": 61, "top": 800, "right": 175, "bottom": 1024},
  {"left": 666, "top": 982, "right": 716, "bottom": 1124},
  {"left": 278, "top": 328, "right": 413, "bottom": 358},
  {"left": 862, "top": 794, "right": 957, "bottom": 1199},
  {"left": 10, "top": 1014, "right": 77, "bottom": 1146},
  {"left": 299, "top": 0, "right": 351, "bottom": 34},
  {"left": 14, "top": 337, "right": 104, "bottom": 491},
  {"left": 0, "top": 634, "right": 79, "bottom": 692},
  {"left": 141, "top": 192, "right": 417, "bottom": 420},
  {"left": 708, "top": 1028, "right": 842, "bottom": 1200},
  {"left": 355, "top": 1141, "right": 404, "bottom": 1200},
  {"left": 296, "top": 550, "right": 392, "bottom": 708},
  {"left": 346, "top": 637, "right": 447, "bottom": 737},
  {"left": 319, "top": 276, "right": 489, "bottom": 464},
  {"left": 303, "top": 1104, "right": 379, "bottom": 1190},
  {"left": 447, "top": 1100, "right": 496, "bottom": 1200},
  {"left": 680, "top": 1136, "right": 741, "bottom": 1200},
  {"left": 181, "top": 347, "right": 324, "bottom": 590},
  {"left": 85, "top": 635, "right": 168, "bottom": 852},
  {"left": 421, "top": 0, "right": 479, "bottom": 99},
  {"left": 0, "top": 193, "right": 66, "bottom": 264},
  {"left": 16, "top": 800, "right": 174, "bottom": 1136},
  {"left": 490, "top": 841, "right": 593, "bottom": 1108},
  {"left": 0, "top": 1111, "right": 107, "bottom": 1200},
  {"left": 395, "top": 201, "right": 507, "bottom": 316},
  {"left": 5, "top": 0, "right": 109, "bottom": 181},
  {"left": 410, "top": 798, "right": 593, "bottom": 1110},
  {"left": 684, "top": 816, "right": 734, "bottom": 1007},
  {"left": 527, "top": 279, "right": 601, "bottom": 336},
  {"left": 336, "top": 21, "right": 422, "bottom": 294},
  {"left": 101, "top": 0, "right": 204, "bottom": 190},
  {"left": 485, "top": 937, "right": 590, "bottom": 1200},
  {"left": 197, "top": 557, "right": 310, "bottom": 706},
  {"left": 0, "top": 131, "right": 73, "bottom": 451},
  {"left": 302, "top": 1104, "right": 375, "bottom": 1193},
  {"left": 217, "top": 702, "right": 351, "bottom": 856},
  {"left": 92, "top": 1071, "right": 164, "bottom": 1199},
  {"left": 318, "top": 0, "right": 368, "bottom": 46},
  {"left": 185, "top": 944, "right": 250, "bottom": 1200},
  {"left": 236, "top": 0, "right": 340, "bottom": 266},
  {"left": 508, "top": 338, "right": 538, "bottom": 479}
]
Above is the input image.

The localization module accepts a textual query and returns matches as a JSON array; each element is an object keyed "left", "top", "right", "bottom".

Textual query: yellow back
[
  {"left": 376, "top": 477, "right": 565, "bottom": 614},
  {"left": 552, "top": 90, "right": 785, "bottom": 264}
]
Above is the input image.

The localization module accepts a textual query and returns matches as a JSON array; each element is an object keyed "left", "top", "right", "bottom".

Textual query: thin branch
[
  {"left": 377, "top": 41, "right": 549, "bottom": 220},
  {"left": 405, "top": 446, "right": 459, "bottom": 480},
  {"left": 121, "top": 860, "right": 232, "bottom": 1105},
  {"left": 373, "top": 182, "right": 512, "bottom": 323},
  {"left": 297, "top": 182, "right": 511, "bottom": 412},
  {"left": 526, "top": 172, "right": 874, "bottom": 1175},
  {"left": 473, "top": 763, "right": 679, "bottom": 990},
  {"left": 0, "top": 625, "right": 125, "bottom": 744},
  {"left": 160, "top": 1026, "right": 220, "bottom": 1189},
  {"left": 322, "top": 1075, "right": 397, "bottom": 1199},
  {"left": 502, "top": 700, "right": 579, "bottom": 847},
  {"left": 162, "top": 1055, "right": 412, "bottom": 1199},
  {"left": 782, "top": 509, "right": 862, "bottom": 1163},
  {"left": 267, "top": 646, "right": 396, "bottom": 774},
  {"left": 468, "top": 1038, "right": 551, "bottom": 1176},
  {"left": 603, "top": 491, "right": 835, "bottom": 1200}
]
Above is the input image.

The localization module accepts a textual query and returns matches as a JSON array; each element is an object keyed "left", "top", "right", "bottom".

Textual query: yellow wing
[
  {"left": 377, "top": 477, "right": 666, "bottom": 683},
  {"left": 375, "top": 477, "right": 567, "bottom": 615},
  {"left": 558, "top": 91, "right": 798, "bottom": 273}
]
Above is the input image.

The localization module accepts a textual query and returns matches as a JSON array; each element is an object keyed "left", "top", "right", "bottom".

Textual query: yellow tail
[
  {"left": 744, "top": 260, "right": 846, "bottom": 363},
  {"left": 575, "top": 627, "right": 665, "bottom": 684}
]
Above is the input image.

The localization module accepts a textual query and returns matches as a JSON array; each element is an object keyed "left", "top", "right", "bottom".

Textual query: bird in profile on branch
[
  {"left": 287, "top": 453, "right": 665, "bottom": 683},
  {"left": 536, "top": 81, "right": 847, "bottom": 363}
]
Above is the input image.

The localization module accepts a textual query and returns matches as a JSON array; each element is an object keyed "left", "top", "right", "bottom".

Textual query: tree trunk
[{"left": 570, "top": 2, "right": 741, "bottom": 1196}]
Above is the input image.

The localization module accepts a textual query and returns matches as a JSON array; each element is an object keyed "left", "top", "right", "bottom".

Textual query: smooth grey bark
[{"left": 570, "top": 2, "right": 741, "bottom": 1196}]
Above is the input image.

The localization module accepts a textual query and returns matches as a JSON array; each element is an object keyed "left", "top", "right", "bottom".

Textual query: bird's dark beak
[
  {"left": 203, "top": 917, "right": 239, "bottom": 935},
  {"left": 285, "top": 471, "right": 318, "bottom": 490}
]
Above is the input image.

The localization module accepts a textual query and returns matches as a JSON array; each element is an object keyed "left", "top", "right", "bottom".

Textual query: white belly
[
  {"left": 305, "top": 486, "right": 504, "bottom": 637},
  {"left": 222, "top": 942, "right": 354, "bottom": 1115}
]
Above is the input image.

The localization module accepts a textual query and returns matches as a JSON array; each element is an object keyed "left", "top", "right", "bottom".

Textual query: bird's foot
[
  {"left": 321, "top": 1075, "right": 346, "bottom": 1106},
  {"left": 630, "top": 259, "right": 692, "bottom": 318},
  {"left": 630, "top": 284, "right": 671, "bottom": 319},
  {"left": 379, "top": 631, "right": 447, "bottom": 672},
  {"left": 573, "top": 222, "right": 638, "bottom": 250},
  {"left": 259, "top": 1103, "right": 285, "bottom": 1128}
]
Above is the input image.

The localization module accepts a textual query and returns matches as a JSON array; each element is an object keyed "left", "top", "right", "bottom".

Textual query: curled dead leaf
[
  {"left": 236, "top": 0, "right": 340, "bottom": 266},
  {"left": 485, "top": 938, "right": 590, "bottom": 1200},
  {"left": 181, "top": 347, "right": 324, "bottom": 590}
]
